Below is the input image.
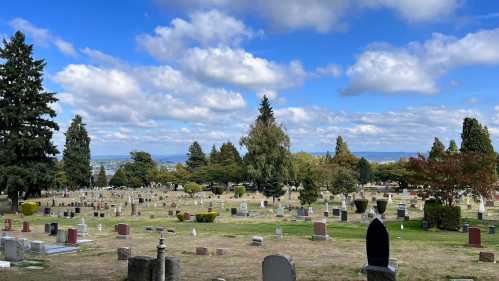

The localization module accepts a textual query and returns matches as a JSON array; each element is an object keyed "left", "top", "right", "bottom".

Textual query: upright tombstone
[
  {"left": 468, "top": 227, "right": 481, "bottom": 247},
  {"left": 341, "top": 210, "right": 348, "bottom": 222},
  {"left": 312, "top": 221, "right": 330, "bottom": 240},
  {"left": 117, "top": 223, "right": 130, "bottom": 239},
  {"left": 3, "top": 219, "right": 12, "bottom": 231},
  {"left": 50, "top": 222, "right": 59, "bottom": 236},
  {"left": 364, "top": 218, "right": 396, "bottom": 281},
  {"left": 262, "top": 255, "right": 296, "bottom": 281},
  {"left": 4, "top": 238, "right": 24, "bottom": 262}
]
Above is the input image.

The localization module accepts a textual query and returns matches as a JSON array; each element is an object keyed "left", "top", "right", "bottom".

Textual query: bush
[
  {"left": 184, "top": 182, "right": 203, "bottom": 198},
  {"left": 21, "top": 201, "right": 39, "bottom": 216},
  {"left": 424, "top": 199, "right": 461, "bottom": 231},
  {"left": 176, "top": 213, "right": 185, "bottom": 222},
  {"left": 195, "top": 212, "right": 218, "bottom": 223},
  {"left": 212, "top": 185, "right": 225, "bottom": 195},
  {"left": 234, "top": 185, "right": 246, "bottom": 198},
  {"left": 376, "top": 199, "right": 388, "bottom": 214},
  {"left": 354, "top": 199, "right": 368, "bottom": 213}
]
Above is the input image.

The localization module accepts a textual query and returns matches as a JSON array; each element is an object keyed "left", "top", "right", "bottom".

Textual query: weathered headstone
[
  {"left": 468, "top": 227, "right": 481, "bottom": 247},
  {"left": 479, "top": 251, "right": 495, "bottom": 262},
  {"left": 118, "top": 247, "right": 132, "bottom": 260},
  {"left": 364, "top": 218, "right": 396, "bottom": 281},
  {"left": 262, "top": 255, "right": 296, "bottom": 281},
  {"left": 4, "top": 238, "right": 24, "bottom": 262},
  {"left": 312, "top": 221, "right": 330, "bottom": 240}
]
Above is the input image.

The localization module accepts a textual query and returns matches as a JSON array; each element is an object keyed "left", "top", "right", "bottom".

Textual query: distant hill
[{"left": 92, "top": 151, "right": 420, "bottom": 164}]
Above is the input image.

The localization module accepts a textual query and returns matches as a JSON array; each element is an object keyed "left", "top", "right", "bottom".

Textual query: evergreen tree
[
  {"left": 219, "top": 142, "right": 242, "bottom": 165},
  {"left": 208, "top": 145, "right": 221, "bottom": 164},
  {"left": 241, "top": 96, "right": 290, "bottom": 203},
  {"left": 96, "top": 165, "right": 107, "bottom": 187},
  {"left": 186, "top": 141, "right": 207, "bottom": 172},
  {"left": 447, "top": 140, "right": 459, "bottom": 154},
  {"left": 333, "top": 136, "right": 358, "bottom": 168},
  {"left": 110, "top": 167, "right": 127, "bottom": 187},
  {"left": 330, "top": 167, "right": 358, "bottom": 197},
  {"left": 357, "top": 157, "right": 372, "bottom": 185},
  {"left": 460, "top": 117, "right": 494, "bottom": 154},
  {"left": 323, "top": 151, "right": 333, "bottom": 164},
  {"left": 0, "top": 31, "right": 59, "bottom": 211},
  {"left": 122, "top": 151, "right": 156, "bottom": 188},
  {"left": 298, "top": 166, "right": 319, "bottom": 206},
  {"left": 63, "top": 115, "right": 91, "bottom": 189},
  {"left": 429, "top": 137, "right": 446, "bottom": 160}
]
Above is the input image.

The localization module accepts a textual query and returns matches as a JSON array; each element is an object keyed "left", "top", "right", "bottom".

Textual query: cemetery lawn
[{"left": 1, "top": 194, "right": 498, "bottom": 281}]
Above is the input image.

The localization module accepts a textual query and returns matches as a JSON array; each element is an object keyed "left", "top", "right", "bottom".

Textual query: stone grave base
[
  {"left": 116, "top": 235, "right": 129, "bottom": 239},
  {"left": 364, "top": 265, "right": 397, "bottom": 281},
  {"left": 312, "top": 234, "right": 330, "bottom": 241},
  {"left": 43, "top": 244, "right": 79, "bottom": 255}
]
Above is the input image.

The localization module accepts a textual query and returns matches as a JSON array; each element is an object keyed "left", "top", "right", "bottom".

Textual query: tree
[
  {"left": 219, "top": 142, "right": 242, "bottom": 165},
  {"left": 54, "top": 160, "right": 68, "bottom": 190},
  {"left": 447, "top": 140, "right": 458, "bottom": 154},
  {"left": 330, "top": 167, "right": 358, "bottom": 197},
  {"left": 429, "top": 137, "right": 446, "bottom": 160},
  {"left": 63, "top": 115, "right": 91, "bottom": 189},
  {"left": 184, "top": 182, "right": 202, "bottom": 198},
  {"left": 461, "top": 117, "right": 494, "bottom": 154},
  {"left": 110, "top": 168, "right": 127, "bottom": 187},
  {"left": 0, "top": 31, "right": 59, "bottom": 211},
  {"left": 122, "top": 151, "right": 156, "bottom": 188},
  {"left": 186, "top": 141, "right": 207, "bottom": 172},
  {"left": 298, "top": 166, "right": 320, "bottom": 206},
  {"left": 357, "top": 157, "right": 372, "bottom": 185},
  {"left": 208, "top": 145, "right": 221, "bottom": 164},
  {"left": 333, "top": 136, "right": 358, "bottom": 168},
  {"left": 240, "top": 96, "right": 291, "bottom": 203},
  {"left": 96, "top": 165, "right": 107, "bottom": 187}
]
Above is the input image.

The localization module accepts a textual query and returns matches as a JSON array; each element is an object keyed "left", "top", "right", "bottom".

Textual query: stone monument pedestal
[{"left": 365, "top": 265, "right": 397, "bottom": 281}]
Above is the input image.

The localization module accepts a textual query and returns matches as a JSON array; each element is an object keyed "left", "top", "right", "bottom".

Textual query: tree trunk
[{"left": 10, "top": 194, "right": 19, "bottom": 213}]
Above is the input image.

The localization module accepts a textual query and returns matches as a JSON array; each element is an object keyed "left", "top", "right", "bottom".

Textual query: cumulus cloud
[
  {"left": 54, "top": 64, "right": 247, "bottom": 127},
  {"left": 137, "top": 10, "right": 254, "bottom": 60},
  {"left": 343, "top": 28, "right": 499, "bottom": 95},
  {"left": 9, "top": 18, "right": 78, "bottom": 57},
  {"left": 163, "top": 0, "right": 460, "bottom": 32},
  {"left": 182, "top": 47, "right": 306, "bottom": 90}
]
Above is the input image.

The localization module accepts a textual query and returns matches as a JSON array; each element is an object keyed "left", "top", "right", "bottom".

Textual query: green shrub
[
  {"left": 212, "top": 186, "right": 225, "bottom": 195},
  {"left": 195, "top": 212, "right": 218, "bottom": 223},
  {"left": 184, "top": 182, "right": 202, "bottom": 198},
  {"left": 354, "top": 199, "right": 368, "bottom": 213},
  {"left": 176, "top": 213, "right": 185, "bottom": 222},
  {"left": 21, "top": 201, "right": 39, "bottom": 216},
  {"left": 376, "top": 199, "right": 388, "bottom": 214},
  {"left": 234, "top": 185, "right": 246, "bottom": 198},
  {"left": 424, "top": 199, "right": 461, "bottom": 231}
]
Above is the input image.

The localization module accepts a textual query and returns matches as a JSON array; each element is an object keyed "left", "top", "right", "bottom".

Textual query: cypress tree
[
  {"left": 333, "top": 136, "right": 358, "bottom": 168},
  {"left": 298, "top": 166, "right": 319, "bottom": 206},
  {"left": 63, "top": 115, "right": 91, "bottom": 189},
  {"left": 429, "top": 137, "right": 446, "bottom": 160},
  {"left": 96, "top": 165, "right": 107, "bottom": 187},
  {"left": 447, "top": 140, "right": 459, "bottom": 154},
  {"left": 460, "top": 117, "right": 494, "bottom": 154},
  {"left": 186, "top": 141, "right": 207, "bottom": 172},
  {"left": 0, "top": 31, "right": 59, "bottom": 211},
  {"left": 357, "top": 157, "right": 372, "bottom": 185},
  {"left": 240, "top": 95, "right": 290, "bottom": 203}
]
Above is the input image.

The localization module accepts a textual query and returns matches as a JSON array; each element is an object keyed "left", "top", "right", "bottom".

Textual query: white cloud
[
  {"left": 315, "top": 64, "right": 342, "bottom": 77},
  {"left": 54, "top": 64, "right": 247, "bottom": 126},
  {"left": 344, "top": 28, "right": 499, "bottom": 95},
  {"left": 182, "top": 47, "right": 306, "bottom": 90},
  {"left": 137, "top": 10, "right": 254, "bottom": 60},
  {"left": 81, "top": 47, "right": 124, "bottom": 66},
  {"left": 9, "top": 18, "right": 77, "bottom": 57},
  {"left": 360, "top": 0, "right": 460, "bottom": 22},
  {"left": 163, "top": 0, "right": 460, "bottom": 32}
]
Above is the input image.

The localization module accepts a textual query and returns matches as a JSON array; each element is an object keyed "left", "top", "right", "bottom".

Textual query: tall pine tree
[
  {"left": 0, "top": 31, "right": 59, "bottom": 211},
  {"left": 240, "top": 95, "right": 290, "bottom": 203},
  {"left": 186, "top": 141, "right": 207, "bottom": 172},
  {"left": 333, "top": 136, "right": 358, "bottom": 168},
  {"left": 429, "top": 137, "right": 446, "bottom": 160},
  {"left": 357, "top": 157, "right": 372, "bottom": 185},
  {"left": 447, "top": 140, "right": 459, "bottom": 154},
  {"left": 461, "top": 117, "right": 494, "bottom": 154},
  {"left": 63, "top": 115, "right": 91, "bottom": 189},
  {"left": 96, "top": 165, "right": 107, "bottom": 187}
]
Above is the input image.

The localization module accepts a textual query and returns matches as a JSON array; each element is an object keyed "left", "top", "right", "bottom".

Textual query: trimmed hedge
[
  {"left": 354, "top": 199, "right": 368, "bottom": 213},
  {"left": 376, "top": 199, "right": 388, "bottom": 214},
  {"left": 424, "top": 199, "right": 461, "bottom": 231},
  {"left": 212, "top": 186, "right": 225, "bottom": 195},
  {"left": 21, "top": 201, "right": 39, "bottom": 216},
  {"left": 195, "top": 212, "right": 218, "bottom": 223}
]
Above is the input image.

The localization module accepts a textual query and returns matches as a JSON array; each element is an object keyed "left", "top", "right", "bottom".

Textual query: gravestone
[
  {"left": 479, "top": 251, "right": 495, "bottom": 262},
  {"left": 78, "top": 218, "right": 88, "bottom": 237},
  {"left": 252, "top": 236, "right": 264, "bottom": 246},
  {"left": 50, "top": 223, "right": 59, "bottom": 236},
  {"left": 57, "top": 229, "right": 67, "bottom": 244},
  {"left": 262, "top": 255, "right": 296, "bottom": 281},
  {"left": 117, "top": 223, "right": 130, "bottom": 239},
  {"left": 462, "top": 223, "right": 469, "bottom": 233},
  {"left": 3, "top": 219, "right": 12, "bottom": 231},
  {"left": 341, "top": 210, "right": 348, "bottom": 222},
  {"left": 489, "top": 225, "right": 496, "bottom": 235},
  {"left": 296, "top": 207, "right": 305, "bottom": 218},
  {"left": 468, "top": 227, "right": 481, "bottom": 247},
  {"left": 67, "top": 228, "right": 78, "bottom": 245},
  {"left": 332, "top": 208, "right": 340, "bottom": 217},
  {"left": 365, "top": 218, "right": 396, "bottom": 281},
  {"left": 4, "top": 238, "right": 24, "bottom": 262},
  {"left": 118, "top": 247, "right": 131, "bottom": 260},
  {"left": 128, "top": 256, "right": 156, "bottom": 281},
  {"left": 30, "top": 240, "right": 46, "bottom": 255},
  {"left": 312, "top": 221, "right": 330, "bottom": 240},
  {"left": 397, "top": 204, "right": 406, "bottom": 219}
]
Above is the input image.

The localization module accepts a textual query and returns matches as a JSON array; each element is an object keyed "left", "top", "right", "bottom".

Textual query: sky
[{"left": 2, "top": 0, "right": 499, "bottom": 156}]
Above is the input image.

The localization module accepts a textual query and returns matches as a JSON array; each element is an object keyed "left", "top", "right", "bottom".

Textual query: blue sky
[{"left": 2, "top": 0, "right": 499, "bottom": 155}]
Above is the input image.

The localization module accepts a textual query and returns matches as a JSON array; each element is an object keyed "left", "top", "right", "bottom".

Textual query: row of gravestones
[{"left": 126, "top": 218, "right": 396, "bottom": 281}]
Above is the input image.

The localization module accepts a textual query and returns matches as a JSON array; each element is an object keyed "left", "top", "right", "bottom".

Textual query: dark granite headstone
[
  {"left": 366, "top": 218, "right": 389, "bottom": 267},
  {"left": 341, "top": 210, "right": 348, "bottom": 222},
  {"left": 50, "top": 222, "right": 58, "bottom": 236}
]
